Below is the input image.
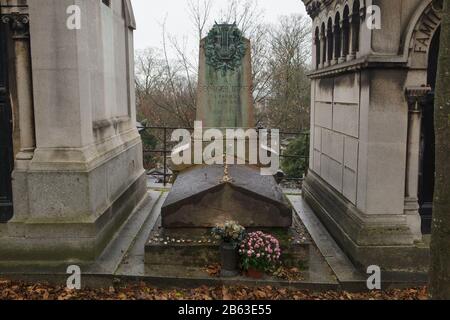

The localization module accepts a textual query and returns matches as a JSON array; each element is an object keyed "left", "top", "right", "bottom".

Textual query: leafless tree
[
  {"left": 257, "top": 14, "right": 312, "bottom": 131},
  {"left": 135, "top": 46, "right": 195, "bottom": 128},
  {"left": 135, "top": 2, "right": 311, "bottom": 133},
  {"left": 188, "top": 0, "right": 214, "bottom": 40}
]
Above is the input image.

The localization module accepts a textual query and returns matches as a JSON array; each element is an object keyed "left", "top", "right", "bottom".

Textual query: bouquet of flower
[
  {"left": 211, "top": 220, "right": 246, "bottom": 244},
  {"left": 239, "top": 231, "right": 282, "bottom": 272}
]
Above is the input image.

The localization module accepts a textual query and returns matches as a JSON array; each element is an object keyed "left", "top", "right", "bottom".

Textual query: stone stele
[
  {"left": 161, "top": 23, "right": 292, "bottom": 229},
  {"left": 196, "top": 23, "right": 255, "bottom": 129}
]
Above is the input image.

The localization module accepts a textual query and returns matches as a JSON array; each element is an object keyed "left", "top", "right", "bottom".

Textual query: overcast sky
[{"left": 131, "top": 0, "right": 307, "bottom": 55}]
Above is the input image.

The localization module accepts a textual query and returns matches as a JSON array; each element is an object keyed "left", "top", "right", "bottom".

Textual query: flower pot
[
  {"left": 246, "top": 267, "right": 264, "bottom": 279},
  {"left": 220, "top": 242, "right": 239, "bottom": 277}
]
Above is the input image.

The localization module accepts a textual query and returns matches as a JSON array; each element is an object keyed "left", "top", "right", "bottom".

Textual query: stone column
[
  {"left": 332, "top": 23, "right": 339, "bottom": 65},
  {"left": 404, "top": 86, "right": 431, "bottom": 241},
  {"left": 2, "top": 13, "right": 35, "bottom": 163},
  {"left": 347, "top": 14, "right": 356, "bottom": 61},
  {"left": 357, "top": 7, "right": 366, "bottom": 58},
  {"left": 339, "top": 20, "right": 346, "bottom": 63},
  {"left": 324, "top": 27, "right": 332, "bottom": 67},
  {"left": 319, "top": 33, "right": 325, "bottom": 69},
  {"left": 313, "top": 34, "right": 319, "bottom": 70}
]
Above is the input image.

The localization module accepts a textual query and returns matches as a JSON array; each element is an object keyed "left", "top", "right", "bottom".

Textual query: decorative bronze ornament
[{"left": 205, "top": 23, "right": 246, "bottom": 73}]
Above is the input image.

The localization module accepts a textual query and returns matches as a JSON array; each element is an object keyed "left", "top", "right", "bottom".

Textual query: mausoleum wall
[
  {"left": 302, "top": 0, "right": 435, "bottom": 271},
  {"left": 0, "top": 0, "right": 147, "bottom": 264}
]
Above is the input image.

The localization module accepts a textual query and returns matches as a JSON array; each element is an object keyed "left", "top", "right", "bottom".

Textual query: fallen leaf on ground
[
  {"left": 0, "top": 278, "right": 429, "bottom": 300},
  {"left": 205, "top": 264, "right": 221, "bottom": 277}
]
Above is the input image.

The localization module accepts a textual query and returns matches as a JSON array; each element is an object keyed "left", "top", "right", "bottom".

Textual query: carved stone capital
[
  {"left": 405, "top": 86, "right": 432, "bottom": 112},
  {"left": 306, "top": 1, "right": 322, "bottom": 19},
  {"left": 1, "top": 13, "right": 30, "bottom": 40}
]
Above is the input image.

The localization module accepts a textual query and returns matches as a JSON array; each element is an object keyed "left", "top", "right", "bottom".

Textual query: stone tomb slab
[{"left": 161, "top": 165, "right": 293, "bottom": 228}]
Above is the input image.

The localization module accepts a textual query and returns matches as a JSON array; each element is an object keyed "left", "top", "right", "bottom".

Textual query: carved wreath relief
[{"left": 205, "top": 23, "right": 246, "bottom": 73}]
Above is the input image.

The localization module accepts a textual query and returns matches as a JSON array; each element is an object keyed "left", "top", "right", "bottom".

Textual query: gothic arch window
[
  {"left": 0, "top": 20, "right": 14, "bottom": 222},
  {"left": 315, "top": 27, "right": 321, "bottom": 69},
  {"left": 321, "top": 23, "right": 326, "bottom": 65},
  {"left": 334, "top": 12, "right": 341, "bottom": 61},
  {"left": 343, "top": 6, "right": 350, "bottom": 57},
  {"left": 352, "top": 0, "right": 361, "bottom": 53},
  {"left": 327, "top": 18, "right": 334, "bottom": 63}
]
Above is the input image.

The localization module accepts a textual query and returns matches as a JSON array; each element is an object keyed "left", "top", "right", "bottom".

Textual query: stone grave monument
[{"left": 145, "top": 24, "right": 308, "bottom": 270}]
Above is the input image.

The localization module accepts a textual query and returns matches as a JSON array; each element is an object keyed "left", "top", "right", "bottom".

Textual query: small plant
[
  {"left": 211, "top": 220, "right": 246, "bottom": 244},
  {"left": 239, "top": 231, "right": 282, "bottom": 273},
  {"left": 281, "top": 134, "right": 310, "bottom": 179}
]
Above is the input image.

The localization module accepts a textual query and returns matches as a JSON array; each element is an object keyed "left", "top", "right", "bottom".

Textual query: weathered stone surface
[
  {"left": 1, "top": 0, "right": 146, "bottom": 264},
  {"left": 303, "top": 2, "right": 435, "bottom": 272},
  {"left": 303, "top": 171, "right": 429, "bottom": 272},
  {"left": 162, "top": 165, "right": 292, "bottom": 228},
  {"left": 196, "top": 24, "right": 255, "bottom": 128},
  {"left": 146, "top": 215, "right": 310, "bottom": 268},
  {"left": 1, "top": 172, "right": 147, "bottom": 262},
  {"left": 161, "top": 24, "right": 291, "bottom": 233}
]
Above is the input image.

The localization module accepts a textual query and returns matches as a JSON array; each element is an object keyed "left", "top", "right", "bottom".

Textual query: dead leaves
[
  {"left": 222, "top": 286, "right": 232, "bottom": 300},
  {"left": 0, "top": 278, "right": 428, "bottom": 300},
  {"left": 272, "top": 267, "right": 304, "bottom": 281},
  {"left": 205, "top": 264, "right": 221, "bottom": 277}
]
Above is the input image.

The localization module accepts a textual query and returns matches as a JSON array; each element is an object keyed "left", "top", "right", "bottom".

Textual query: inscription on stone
[{"left": 413, "top": 6, "right": 441, "bottom": 53}]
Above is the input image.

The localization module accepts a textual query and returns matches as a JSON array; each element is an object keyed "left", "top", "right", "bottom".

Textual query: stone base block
[
  {"left": 145, "top": 215, "right": 311, "bottom": 269},
  {"left": 0, "top": 135, "right": 149, "bottom": 264},
  {"left": 0, "top": 171, "right": 148, "bottom": 264},
  {"left": 303, "top": 171, "right": 429, "bottom": 272}
]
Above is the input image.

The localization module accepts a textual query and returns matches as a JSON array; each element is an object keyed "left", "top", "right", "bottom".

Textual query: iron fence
[{"left": 139, "top": 126, "right": 310, "bottom": 187}]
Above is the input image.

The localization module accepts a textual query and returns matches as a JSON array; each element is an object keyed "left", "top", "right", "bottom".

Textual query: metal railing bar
[{"left": 140, "top": 125, "right": 310, "bottom": 187}]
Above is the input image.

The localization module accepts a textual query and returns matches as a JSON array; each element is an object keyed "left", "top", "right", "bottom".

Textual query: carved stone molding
[
  {"left": 305, "top": 0, "right": 333, "bottom": 18},
  {"left": 1, "top": 13, "right": 30, "bottom": 39}
]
